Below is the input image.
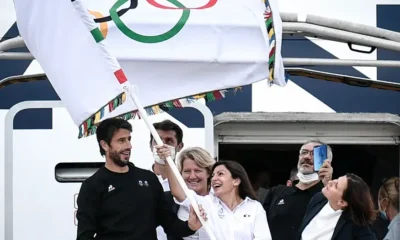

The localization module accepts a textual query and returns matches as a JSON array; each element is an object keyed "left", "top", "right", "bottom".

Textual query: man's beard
[
  {"left": 298, "top": 160, "right": 314, "bottom": 175},
  {"left": 110, "top": 150, "right": 129, "bottom": 167},
  {"left": 299, "top": 166, "right": 314, "bottom": 175}
]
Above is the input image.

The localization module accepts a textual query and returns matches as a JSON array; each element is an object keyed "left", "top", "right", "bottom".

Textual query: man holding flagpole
[
  {"left": 76, "top": 118, "right": 205, "bottom": 240},
  {"left": 149, "top": 120, "right": 185, "bottom": 240},
  {"left": 151, "top": 120, "right": 184, "bottom": 190}
]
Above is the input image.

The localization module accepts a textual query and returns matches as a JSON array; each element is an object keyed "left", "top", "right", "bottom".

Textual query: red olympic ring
[{"left": 146, "top": 0, "right": 218, "bottom": 10}]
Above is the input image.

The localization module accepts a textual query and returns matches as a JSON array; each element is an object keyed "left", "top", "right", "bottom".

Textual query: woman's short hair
[
  {"left": 343, "top": 173, "right": 376, "bottom": 226},
  {"left": 177, "top": 147, "right": 215, "bottom": 176},
  {"left": 211, "top": 161, "right": 257, "bottom": 200},
  {"left": 378, "top": 177, "right": 400, "bottom": 211}
]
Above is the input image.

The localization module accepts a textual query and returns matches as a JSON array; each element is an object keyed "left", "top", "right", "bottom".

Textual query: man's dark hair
[
  {"left": 96, "top": 118, "right": 132, "bottom": 156},
  {"left": 149, "top": 120, "right": 183, "bottom": 144}
]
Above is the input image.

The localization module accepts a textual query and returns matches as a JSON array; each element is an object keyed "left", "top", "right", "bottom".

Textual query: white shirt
[
  {"left": 156, "top": 178, "right": 170, "bottom": 240},
  {"left": 160, "top": 177, "right": 170, "bottom": 192},
  {"left": 301, "top": 203, "right": 343, "bottom": 240},
  {"left": 175, "top": 190, "right": 272, "bottom": 240}
]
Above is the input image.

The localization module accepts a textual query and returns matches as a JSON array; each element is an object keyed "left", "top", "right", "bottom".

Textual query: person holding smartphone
[{"left": 263, "top": 139, "right": 333, "bottom": 240}]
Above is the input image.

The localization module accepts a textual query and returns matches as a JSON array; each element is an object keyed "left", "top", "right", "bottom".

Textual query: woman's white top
[
  {"left": 175, "top": 189, "right": 272, "bottom": 240},
  {"left": 301, "top": 203, "right": 343, "bottom": 240}
]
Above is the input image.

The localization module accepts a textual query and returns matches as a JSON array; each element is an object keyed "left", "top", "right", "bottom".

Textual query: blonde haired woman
[
  {"left": 378, "top": 177, "right": 399, "bottom": 240},
  {"left": 175, "top": 147, "right": 215, "bottom": 239},
  {"left": 157, "top": 145, "right": 272, "bottom": 240},
  {"left": 177, "top": 147, "right": 215, "bottom": 195}
]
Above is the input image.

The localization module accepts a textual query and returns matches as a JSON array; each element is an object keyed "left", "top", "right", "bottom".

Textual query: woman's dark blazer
[{"left": 296, "top": 192, "right": 377, "bottom": 240}]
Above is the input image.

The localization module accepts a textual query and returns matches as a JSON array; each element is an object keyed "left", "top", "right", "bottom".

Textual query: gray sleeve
[{"left": 384, "top": 219, "right": 400, "bottom": 240}]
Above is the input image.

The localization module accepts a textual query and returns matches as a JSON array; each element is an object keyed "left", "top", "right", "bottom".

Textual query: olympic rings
[
  {"left": 89, "top": 10, "right": 109, "bottom": 38},
  {"left": 94, "top": 0, "right": 137, "bottom": 23},
  {"left": 146, "top": 0, "right": 217, "bottom": 10},
  {"left": 110, "top": 0, "right": 190, "bottom": 43}
]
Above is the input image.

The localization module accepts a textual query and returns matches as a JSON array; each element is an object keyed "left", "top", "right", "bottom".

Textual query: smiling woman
[
  {"left": 210, "top": 161, "right": 257, "bottom": 201},
  {"left": 173, "top": 147, "right": 215, "bottom": 240},
  {"left": 177, "top": 147, "right": 215, "bottom": 196},
  {"left": 159, "top": 143, "right": 273, "bottom": 240},
  {"left": 298, "top": 173, "right": 377, "bottom": 240}
]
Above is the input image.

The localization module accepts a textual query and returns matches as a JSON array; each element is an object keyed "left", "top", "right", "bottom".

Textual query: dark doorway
[{"left": 218, "top": 143, "right": 399, "bottom": 204}]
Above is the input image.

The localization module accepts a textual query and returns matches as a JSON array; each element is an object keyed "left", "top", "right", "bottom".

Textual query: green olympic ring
[{"left": 110, "top": 0, "right": 190, "bottom": 44}]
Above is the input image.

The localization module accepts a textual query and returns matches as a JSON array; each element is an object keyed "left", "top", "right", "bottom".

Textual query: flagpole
[{"left": 123, "top": 85, "right": 217, "bottom": 240}]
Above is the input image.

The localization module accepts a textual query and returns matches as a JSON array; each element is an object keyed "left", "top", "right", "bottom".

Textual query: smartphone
[{"left": 313, "top": 145, "right": 327, "bottom": 172}]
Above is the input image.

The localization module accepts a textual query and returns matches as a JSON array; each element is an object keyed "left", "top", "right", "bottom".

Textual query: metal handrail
[
  {"left": 2, "top": 12, "right": 400, "bottom": 68},
  {"left": 281, "top": 13, "right": 400, "bottom": 42}
]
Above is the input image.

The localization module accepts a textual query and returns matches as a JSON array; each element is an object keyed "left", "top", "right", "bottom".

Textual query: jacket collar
[
  {"left": 300, "top": 195, "right": 350, "bottom": 240},
  {"left": 331, "top": 211, "right": 351, "bottom": 240}
]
